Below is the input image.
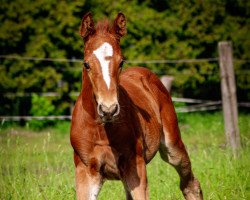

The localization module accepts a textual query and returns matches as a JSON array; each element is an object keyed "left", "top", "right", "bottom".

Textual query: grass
[{"left": 0, "top": 112, "right": 249, "bottom": 200}]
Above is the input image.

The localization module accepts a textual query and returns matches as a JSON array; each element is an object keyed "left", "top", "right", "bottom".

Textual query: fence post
[
  {"left": 218, "top": 41, "right": 241, "bottom": 156},
  {"left": 160, "top": 76, "right": 174, "bottom": 92}
]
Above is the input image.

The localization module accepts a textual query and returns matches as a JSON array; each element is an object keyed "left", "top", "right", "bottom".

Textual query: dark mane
[{"left": 95, "top": 19, "right": 112, "bottom": 35}]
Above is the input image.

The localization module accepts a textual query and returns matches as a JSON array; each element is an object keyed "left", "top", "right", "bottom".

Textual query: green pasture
[{"left": 0, "top": 112, "right": 249, "bottom": 200}]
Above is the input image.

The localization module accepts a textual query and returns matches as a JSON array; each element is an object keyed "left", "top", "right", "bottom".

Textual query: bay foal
[{"left": 70, "top": 12, "right": 203, "bottom": 200}]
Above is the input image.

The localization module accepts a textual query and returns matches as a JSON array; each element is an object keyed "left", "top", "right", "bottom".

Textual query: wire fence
[
  {"left": 1, "top": 55, "right": 249, "bottom": 76},
  {"left": 0, "top": 97, "right": 249, "bottom": 121},
  {"left": 0, "top": 55, "right": 218, "bottom": 63},
  {"left": 1, "top": 55, "right": 249, "bottom": 121},
  {"left": 1, "top": 55, "right": 250, "bottom": 64}
]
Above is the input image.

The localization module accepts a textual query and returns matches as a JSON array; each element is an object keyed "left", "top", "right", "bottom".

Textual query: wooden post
[
  {"left": 160, "top": 76, "right": 174, "bottom": 93},
  {"left": 218, "top": 41, "right": 241, "bottom": 156}
]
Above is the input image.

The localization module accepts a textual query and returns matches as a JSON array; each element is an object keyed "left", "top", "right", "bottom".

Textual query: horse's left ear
[{"left": 112, "top": 12, "right": 126, "bottom": 40}]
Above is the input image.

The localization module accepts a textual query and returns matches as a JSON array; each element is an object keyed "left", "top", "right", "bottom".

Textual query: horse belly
[
  {"left": 120, "top": 69, "right": 165, "bottom": 162},
  {"left": 123, "top": 84, "right": 162, "bottom": 163}
]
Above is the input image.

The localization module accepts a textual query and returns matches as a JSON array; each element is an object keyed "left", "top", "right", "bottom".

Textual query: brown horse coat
[{"left": 70, "top": 12, "right": 203, "bottom": 200}]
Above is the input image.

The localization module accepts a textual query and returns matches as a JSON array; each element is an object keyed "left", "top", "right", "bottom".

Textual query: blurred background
[
  {"left": 0, "top": 1, "right": 250, "bottom": 199},
  {"left": 0, "top": 0, "right": 249, "bottom": 129}
]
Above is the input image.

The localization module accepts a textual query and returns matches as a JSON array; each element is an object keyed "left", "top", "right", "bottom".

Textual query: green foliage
[
  {"left": 30, "top": 94, "right": 55, "bottom": 116},
  {"left": 0, "top": 0, "right": 249, "bottom": 118},
  {"left": 29, "top": 94, "right": 56, "bottom": 129},
  {"left": 87, "top": 0, "right": 249, "bottom": 99}
]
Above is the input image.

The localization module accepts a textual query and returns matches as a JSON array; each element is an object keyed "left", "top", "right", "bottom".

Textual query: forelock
[{"left": 95, "top": 19, "right": 111, "bottom": 35}]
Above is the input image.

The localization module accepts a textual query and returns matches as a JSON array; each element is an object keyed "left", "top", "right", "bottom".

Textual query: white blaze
[{"left": 93, "top": 42, "right": 113, "bottom": 89}]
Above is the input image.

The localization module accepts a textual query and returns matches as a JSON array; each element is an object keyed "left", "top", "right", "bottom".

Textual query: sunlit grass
[
  {"left": 0, "top": 130, "right": 75, "bottom": 200},
  {"left": 0, "top": 112, "right": 249, "bottom": 199}
]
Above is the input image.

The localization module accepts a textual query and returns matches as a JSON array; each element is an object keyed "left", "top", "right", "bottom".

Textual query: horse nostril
[
  {"left": 98, "top": 104, "right": 105, "bottom": 117},
  {"left": 97, "top": 103, "right": 120, "bottom": 119},
  {"left": 112, "top": 104, "right": 120, "bottom": 117}
]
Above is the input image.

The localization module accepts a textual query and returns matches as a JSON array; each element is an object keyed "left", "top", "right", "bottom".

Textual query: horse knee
[
  {"left": 159, "top": 144, "right": 203, "bottom": 200},
  {"left": 159, "top": 142, "right": 190, "bottom": 168}
]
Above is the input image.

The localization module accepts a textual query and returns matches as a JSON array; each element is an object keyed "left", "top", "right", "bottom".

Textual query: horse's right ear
[{"left": 80, "top": 12, "right": 95, "bottom": 40}]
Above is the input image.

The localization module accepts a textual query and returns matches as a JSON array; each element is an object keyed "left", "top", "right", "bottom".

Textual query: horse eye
[
  {"left": 119, "top": 60, "right": 124, "bottom": 68},
  {"left": 83, "top": 62, "right": 90, "bottom": 70}
]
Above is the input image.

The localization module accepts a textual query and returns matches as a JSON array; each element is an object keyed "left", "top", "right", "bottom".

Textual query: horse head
[{"left": 80, "top": 12, "right": 126, "bottom": 123}]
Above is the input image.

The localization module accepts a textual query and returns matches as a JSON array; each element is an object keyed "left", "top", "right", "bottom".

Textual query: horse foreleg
[
  {"left": 124, "top": 187, "right": 133, "bottom": 200},
  {"left": 159, "top": 118, "right": 203, "bottom": 199},
  {"left": 122, "top": 155, "right": 149, "bottom": 200},
  {"left": 74, "top": 154, "right": 103, "bottom": 200}
]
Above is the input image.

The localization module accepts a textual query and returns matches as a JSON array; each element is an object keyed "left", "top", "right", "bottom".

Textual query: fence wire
[
  {"left": 1, "top": 55, "right": 250, "bottom": 63},
  {"left": 1, "top": 54, "right": 249, "bottom": 121}
]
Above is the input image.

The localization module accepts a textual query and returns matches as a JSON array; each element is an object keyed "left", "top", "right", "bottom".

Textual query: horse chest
[
  {"left": 88, "top": 143, "right": 121, "bottom": 180},
  {"left": 87, "top": 124, "right": 140, "bottom": 179}
]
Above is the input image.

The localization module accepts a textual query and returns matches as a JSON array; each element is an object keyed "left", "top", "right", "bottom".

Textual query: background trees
[{"left": 0, "top": 0, "right": 249, "bottom": 117}]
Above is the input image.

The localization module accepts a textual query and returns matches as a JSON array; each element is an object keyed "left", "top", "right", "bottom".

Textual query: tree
[
  {"left": 0, "top": 0, "right": 86, "bottom": 115},
  {"left": 0, "top": 0, "right": 249, "bottom": 119}
]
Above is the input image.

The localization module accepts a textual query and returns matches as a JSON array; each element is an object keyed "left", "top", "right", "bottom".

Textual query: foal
[{"left": 70, "top": 12, "right": 203, "bottom": 200}]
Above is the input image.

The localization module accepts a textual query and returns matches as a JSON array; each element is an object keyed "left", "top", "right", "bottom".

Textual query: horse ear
[
  {"left": 112, "top": 12, "right": 126, "bottom": 40},
  {"left": 80, "top": 12, "right": 95, "bottom": 40}
]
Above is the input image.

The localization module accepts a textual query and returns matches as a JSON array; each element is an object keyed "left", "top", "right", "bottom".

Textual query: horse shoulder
[
  {"left": 70, "top": 96, "right": 121, "bottom": 177},
  {"left": 70, "top": 95, "right": 96, "bottom": 166}
]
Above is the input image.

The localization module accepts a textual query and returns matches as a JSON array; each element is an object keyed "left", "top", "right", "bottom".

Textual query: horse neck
[{"left": 81, "top": 69, "right": 97, "bottom": 119}]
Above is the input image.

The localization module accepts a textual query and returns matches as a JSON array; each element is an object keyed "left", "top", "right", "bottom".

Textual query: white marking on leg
[
  {"left": 89, "top": 183, "right": 101, "bottom": 200},
  {"left": 93, "top": 42, "right": 113, "bottom": 89}
]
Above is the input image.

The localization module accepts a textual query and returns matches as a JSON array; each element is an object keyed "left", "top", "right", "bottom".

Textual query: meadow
[{"left": 0, "top": 112, "right": 249, "bottom": 200}]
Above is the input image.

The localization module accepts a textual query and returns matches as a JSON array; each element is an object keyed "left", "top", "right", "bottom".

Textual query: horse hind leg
[{"left": 159, "top": 113, "right": 203, "bottom": 200}]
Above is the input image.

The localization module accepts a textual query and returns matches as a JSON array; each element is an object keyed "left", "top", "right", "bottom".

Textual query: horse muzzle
[{"left": 97, "top": 103, "right": 120, "bottom": 122}]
